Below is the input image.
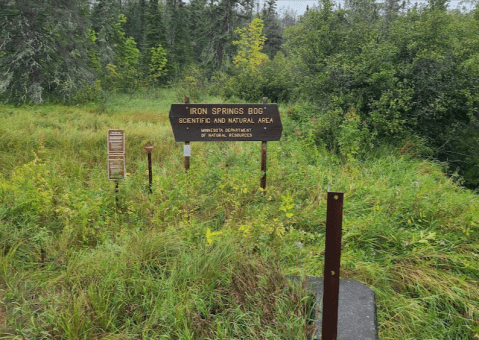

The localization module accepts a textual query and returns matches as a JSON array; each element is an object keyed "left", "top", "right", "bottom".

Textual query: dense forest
[{"left": 1, "top": 0, "right": 479, "bottom": 189}]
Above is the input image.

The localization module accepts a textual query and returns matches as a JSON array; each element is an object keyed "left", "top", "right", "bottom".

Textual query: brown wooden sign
[
  {"left": 108, "top": 129, "right": 125, "bottom": 154},
  {"left": 108, "top": 154, "right": 125, "bottom": 180},
  {"left": 143, "top": 141, "right": 154, "bottom": 153},
  {"left": 169, "top": 104, "right": 282, "bottom": 141},
  {"left": 108, "top": 129, "right": 125, "bottom": 180}
]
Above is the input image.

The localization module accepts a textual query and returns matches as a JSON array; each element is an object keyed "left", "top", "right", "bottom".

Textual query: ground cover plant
[{"left": 0, "top": 90, "right": 478, "bottom": 339}]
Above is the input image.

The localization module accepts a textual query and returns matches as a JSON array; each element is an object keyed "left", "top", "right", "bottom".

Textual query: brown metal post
[
  {"left": 322, "top": 192, "right": 344, "bottom": 340},
  {"left": 143, "top": 141, "right": 154, "bottom": 193},
  {"left": 184, "top": 97, "right": 190, "bottom": 172},
  {"left": 148, "top": 151, "right": 152, "bottom": 193},
  {"left": 115, "top": 180, "right": 119, "bottom": 206}
]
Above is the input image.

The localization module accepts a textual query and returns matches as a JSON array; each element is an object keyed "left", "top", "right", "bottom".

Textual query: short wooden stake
[
  {"left": 322, "top": 192, "right": 344, "bottom": 340},
  {"left": 184, "top": 141, "right": 190, "bottom": 172},
  {"left": 260, "top": 97, "right": 268, "bottom": 193}
]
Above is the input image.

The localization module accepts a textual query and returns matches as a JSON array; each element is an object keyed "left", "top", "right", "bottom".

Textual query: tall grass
[{"left": 0, "top": 90, "right": 478, "bottom": 339}]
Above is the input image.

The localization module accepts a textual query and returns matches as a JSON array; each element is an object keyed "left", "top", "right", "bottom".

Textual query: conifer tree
[
  {"left": 187, "top": 0, "right": 210, "bottom": 64},
  {"left": 0, "top": 0, "right": 94, "bottom": 103},
  {"left": 142, "top": 0, "right": 169, "bottom": 81},
  {"left": 103, "top": 14, "right": 141, "bottom": 91},
  {"left": 166, "top": 0, "right": 192, "bottom": 75},
  {"left": 91, "top": 0, "right": 122, "bottom": 67},
  {"left": 145, "top": 0, "right": 168, "bottom": 51},
  {"left": 261, "top": 0, "right": 283, "bottom": 58},
  {"left": 138, "top": 0, "right": 147, "bottom": 52},
  {"left": 205, "top": 0, "right": 255, "bottom": 70}
]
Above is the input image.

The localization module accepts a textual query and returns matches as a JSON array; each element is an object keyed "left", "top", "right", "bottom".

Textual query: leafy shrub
[
  {"left": 102, "top": 15, "right": 142, "bottom": 92},
  {"left": 73, "top": 80, "right": 104, "bottom": 104},
  {"left": 175, "top": 66, "right": 209, "bottom": 102},
  {"left": 147, "top": 43, "right": 168, "bottom": 85},
  {"left": 338, "top": 108, "right": 374, "bottom": 160},
  {"left": 283, "top": 3, "right": 479, "bottom": 187},
  {"left": 0, "top": 157, "right": 53, "bottom": 225},
  {"left": 261, "top": 52, "right": 296, "bottom": 103}
]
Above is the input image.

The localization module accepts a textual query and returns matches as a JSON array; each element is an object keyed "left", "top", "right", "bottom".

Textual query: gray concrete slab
[{"left": 290, "top": 277, "right": 378, "bottom": 340}]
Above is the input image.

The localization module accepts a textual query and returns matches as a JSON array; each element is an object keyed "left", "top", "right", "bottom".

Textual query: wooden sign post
[
  {"left": 143, "top": 141, "right": 154, "bottom": 193},
  {"left": 183, "top": 97, "right": 191, "bottom": 172},
  {"left": 260, "top": 97, "right": 268, "bottom": 192},
  {"left": 169, "top": 102, "right": 282, "bottom": 190},
  {"left": 107, "top": 129, "right": 125, "bottom": 205},
  {"left": 107, "top": 129, "right": 125, "bottom": 181}
]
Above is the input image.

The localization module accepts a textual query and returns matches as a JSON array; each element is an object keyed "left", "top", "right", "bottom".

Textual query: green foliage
[
  {"left": 261, "top": 51, "right": 295, "bottom": 103},
  {"left": 141, "top": 0, "right": 169, "bottom": 82},
  {"left": 91, "top": 0, "right": 122, "bottom": 68},
  {"left": 233, "top": 17, "right": 269, "bottom": 73},
  {"left": 282, "top": 2, "right": 479, "bottom": 188},
  {"left": 230, "top": 69, "right": 266, "bottom": 102},
  {"left": 338, "top": 108, "right": 374, "bottom": 161},
  {"left": 0, "top": 156, "right": 53, "bottom": 226},
  {"left": 0, "top": 99, "right": 478, "bottom": 339},
  {"left": 0, "top": 0, "right": 95, "bottom": 104},
  {"left": 103, "top": 14, "right": 141, "bottom": 92},
  {"left": 73, "top": 80, "right": 104, "bottom": 104},
  {"left": 175, "top": 66, "right": 209, "bottom": 102},
  {"left": 220, "top": 17, "right": 270, "bottom": 102},
  {"left": 261, "top": 0, "right": 284, "bottom": 59},
  {"left": 165, "top": 0, "right": 192, "bottom": 77},
  {"left": 86, "top": 29, "right": 103, "bottom": 76},
  {"left": 147, "top": 44, "right": 168, "bottom": 85},
  {"left": 208, "top": 70, "right": 237, "bottom": 99}
]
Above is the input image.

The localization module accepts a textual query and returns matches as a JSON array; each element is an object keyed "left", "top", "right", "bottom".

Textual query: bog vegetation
[
  {"left": 1, "top": 0, "right": 479, "bottom": 188},
  {"left": 0, "top": 90, "right": 478, "bottom": 339},
  {"left": 1, "top": 0, "right": 479, "bottom": 338}
]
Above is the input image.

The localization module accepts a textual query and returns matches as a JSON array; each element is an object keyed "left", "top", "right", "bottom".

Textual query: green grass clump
[
  {"left": 0, "top": 90, "right": 478, "bottom": 339},
  {"left": 2, "top": 231, "right": 313, "bottom": 339}
]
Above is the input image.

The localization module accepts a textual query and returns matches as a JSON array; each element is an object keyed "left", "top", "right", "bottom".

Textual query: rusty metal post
[
  {"left": 148, "top": 152, "right": 152, "bottom": 193},
  {"left": 322, "top": 192, "right": 344, "bottom": 340},
  {"left": 115, "top": 180, "right": 119, "bottom": 206},
  {"left": 143, "top": 142, "right": 154, "bottom": 193}
]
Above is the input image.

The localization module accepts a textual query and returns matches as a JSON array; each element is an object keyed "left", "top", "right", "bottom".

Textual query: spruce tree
[
  {"left": 187, "top": 0, "right": 210, "bottom": 64},
  {"left": 138, "top": 0, "right": 148, "bottom": 52},
  {"left": 205, "top": 0, "right": 255, "bottom": 70},
  {"left": 166, "top": 0, "right": 192, "bottom": 76},
  {"left": 261, "top": 0, "right": 283, "bottom": 59},
  {"left": 145, "top": 0, "right": 168, "bottom": 50},
  {"left": 0, "top": 0, "right": 95, "bottom": 103},
  {"left": 91, "top": 0, "right": 122, "bottom": 67},
  {"left": 142, "top": 0, "right": 169, "bottom": 81}
]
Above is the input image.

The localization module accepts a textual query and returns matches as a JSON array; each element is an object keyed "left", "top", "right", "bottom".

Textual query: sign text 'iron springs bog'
[{"left": 169, "top": 104, "right": 282, "bottom": 141}]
